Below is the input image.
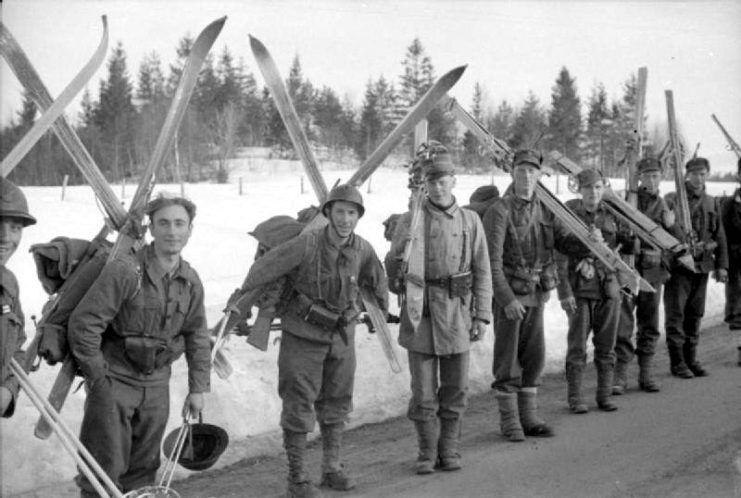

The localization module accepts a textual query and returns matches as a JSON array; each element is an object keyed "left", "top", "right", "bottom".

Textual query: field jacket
[
  {"left": 390, "top": 198, "right": 492, "bottom": 355},
  {"left": 665, "top": 183, "right": 728, "bottom": 274},
  {"left": 720, "top": 187, "right": 741, "bottom": 273},
  {"left": 1, "top": 266, "right": 26, "bottom": 417},
  {"left": 68, "top": 244, "right": 211, "bottom": 393},
  {"left": 240, "top": 225, "right": 388, "bottom": 345}
]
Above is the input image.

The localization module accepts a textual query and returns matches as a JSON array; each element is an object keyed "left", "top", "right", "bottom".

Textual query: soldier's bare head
[
  {"left": 146, "top": 193, "right": 195, "bottom": 257},
  {"left": 146, "top": 193, "right": 197, "bottom": 224}
]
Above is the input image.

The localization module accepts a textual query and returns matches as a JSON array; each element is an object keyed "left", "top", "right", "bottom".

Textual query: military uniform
[
  {"left": 388, "top": 144, "right": 491, "bottom": 474},
  {"left": 240, "top": 184, "right": 387, "bottom": 497},
  {"left": 68, "top": 243, "right": 210, "bottom": 496},
  {"left": 463, "top": 185, "right": 500, "bottom": 220},
  {"left": 664, "top": 158, "right": 728, "bottom": 377},
  {"left": 557, "top": 172, "right": 635, "bottom": 413},
  {"left": 721, "top": 185, "right": 741, "bottom": 329},
  {"left": 1, "top": 266, "right": 26, "bottom": 418},
  {"left": 614, "top": 158, "right": 676, "bottom": 393}
]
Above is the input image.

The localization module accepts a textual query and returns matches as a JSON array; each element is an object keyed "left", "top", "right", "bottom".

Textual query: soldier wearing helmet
[
  {"left": 613, "top": 157, "right": 676, "bottom": 396},
  {"left": 1, "top": 177, "right": 36, "bottom": 417},
  {"left": 664, "top": 157, "right": 728, "bottom": 378},
  {"left": 387, "top": 142, "right": 491, "bottom": 474},
  {"left": 238, "top": 183, "right": 388, "bottom": 497}
]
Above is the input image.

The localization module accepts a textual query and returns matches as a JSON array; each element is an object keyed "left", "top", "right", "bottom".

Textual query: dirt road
[{"left": 176, "top": 322, "right": 741, "bottom": 498}]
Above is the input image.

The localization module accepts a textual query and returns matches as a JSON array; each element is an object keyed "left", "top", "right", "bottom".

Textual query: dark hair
[{"left": 145, "top": 193, "right": 197, "bottom": 223}]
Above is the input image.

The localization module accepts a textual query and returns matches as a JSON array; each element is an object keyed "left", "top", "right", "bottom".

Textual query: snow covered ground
[{"left": 1, "top": 162, "right": 732, "bottom": 496}]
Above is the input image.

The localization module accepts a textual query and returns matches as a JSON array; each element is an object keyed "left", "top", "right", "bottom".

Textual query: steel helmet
[
  {"left": 0, "top": 177, "right": 36, "bottom": 226},
  {"left": 321, "top": 184, "right": 365, "bottom": 218},
  {"left": 162, "top": 418, "right": 229, "bottom": 472}
]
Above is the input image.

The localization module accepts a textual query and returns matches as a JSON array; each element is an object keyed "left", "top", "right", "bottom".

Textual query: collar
[
  {"left": 322, "top": 225, "right": 356, "bottom": 250},
  {"left": 685, "top": 182, "right": 705, "bottom": 198},
  {"left": 425, "top": 196, "right": 459, "bottom": 217},
  {"left": 141, "top": 243, "right": 183, "bottom": 283}
]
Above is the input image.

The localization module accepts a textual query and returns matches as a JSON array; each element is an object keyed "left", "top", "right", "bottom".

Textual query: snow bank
[{"left": 1, "top": 167, "right": 730, "bottom": 496}]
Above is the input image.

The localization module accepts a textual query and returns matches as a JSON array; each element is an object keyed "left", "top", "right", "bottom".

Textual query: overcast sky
[{"left": 2, "top": 0, "right": 740, "bottom": 171}]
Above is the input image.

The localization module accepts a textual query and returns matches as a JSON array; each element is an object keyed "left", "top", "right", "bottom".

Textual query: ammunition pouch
[
  {"left": 539, "top": 263, "right": 559, "bottom": 292},
  {"left": 638, "top": 249, "right": 663, "bottom": 270},
  {"left": 601, "top": 272, "right": 620, "bottom": 299},
  {"left": 123, "top": 336, "right": 167, "bottom": 375},
  {"left": 37, "top": 323, "right": 69, "bottom": 365},
  {"left": 507, "top": 267, "right": 539, "bottom": 296},
  {"left": 304, "top": 303, "right": 344, "bottom": 330},
  {"left": 426, "top": 271, "right": 473, "bottom": 298}
]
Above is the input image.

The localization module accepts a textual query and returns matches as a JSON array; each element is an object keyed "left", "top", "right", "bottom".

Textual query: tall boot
[
  {"left": 413, "top": 419, "right": 438, "bottom": 475},
  {"left": 668, "top": 345, "right": 693, "bottom": 378},
  {"left": 596, "top": 363, "right": 618, "bottom": 412},
  {"left": 683, "top": 342, "right": 707, "bottom": 377},
  {"left": 319, "top": 423, "right": 355, "bottom": 491},
  {"left": 437, "top": 418, "right": 462, "bottom": 471},
  {"left": 284, "top": 430, "right": 323, "bottom": 498},
  {"left": 637, "top": 354, "right": 660, "bottom": 392},
  {"left": 494, "top": 391, "right": 525, "bottom": 441},
  {"left": 611, "top": 361, "right": 628, "bottom": 395},
  {"left": 517, "top": 388, "right": 554, "bottom": 437},
  {"left": 565, "top": 366, "right": 587, "bottom": 414}
]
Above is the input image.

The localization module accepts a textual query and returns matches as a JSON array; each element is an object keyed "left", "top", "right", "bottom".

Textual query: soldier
[
  {"left": 68, "top": 194, "right": 211, "bottom": 497},
  {"left": 664, "top": 157, "right": 728, "bottom": 377},
  {"left": 721, "top": 158, "right": 741, "bottom": 366},
  {"left": 483, "top": 149, "right": 571, "bottom": 441},
  {"left": 0, "top": 178, "right": 37, "bottom": 418},
  {"left": 557, "top": 169, "right": 635, "bottom": 414},
  {"left": 613, "top": 158, "right": 675, "bottom": 394},
  {"left": 388, "top": 144, "right": 491, "bottom": 474},
  {"left": 238, "top": 184, "right": 388, "bottom": 498}
]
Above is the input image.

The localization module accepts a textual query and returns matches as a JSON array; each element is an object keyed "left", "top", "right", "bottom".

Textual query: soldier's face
[
  {"left": 580, "top": 181, "right": 604, "bottom": 210},
  {"left": 149, "top": 205, "right": 193, "bottom": 257},
  {"left": 328, "top": 201, "right": 360, "bottom": 238},
  {"left": 512, "top": 164, "right": 541, "bottom": 199},
  {"left": 425, "top": 174, "right": 455, "bottom": 206},
  {"left": 686, "top": 169, "right": 707, "bottom": 189},
  {"left": 0, "top": 218, "right": 23, "bottom": 266},
  {"left": 640, "top": 171, "right": 662, "bottom": 195}
]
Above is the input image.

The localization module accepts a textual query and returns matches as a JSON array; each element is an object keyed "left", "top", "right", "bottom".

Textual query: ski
[
  {"left": 33, "top": 17, "right": 225, "bottom": 439},
  {"left": 0, "top": 18, "right": 126, "bottom": 228},
  {"left": 360, "top": 288, "right": 402, "bottom": 373},
  {"left": 665, "top": 90, "right": 695, "bottom": 246},
  {"left": 549, "top": 151, "right": 694, "bottom": 271},
  {"left": 445, "top": 97, "right": 654, "bottom": 293},
  {"left": 624, "top": 67, "right": 648, "bottom": 209},
  {"left": 711, "top": 114, "right": 741, "bottom": 159},
  {"left": 347, "top": 65, "right": 467, "bottom": 187},
  {"left": 1, "top": 17, "right": 108, "bottom": 177},
  {"left": 250, "top": 35, "right": 329, "bottom": 203}
]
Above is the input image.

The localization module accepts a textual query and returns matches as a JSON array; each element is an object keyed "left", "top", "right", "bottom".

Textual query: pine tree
[
  {"left": 511, "top": 91, "right": 547, "bottom": 151},
  {"left": 488, "top": 99, "right": 515, "bottom": 146},
  {"left": 461, "top": 82, "right": 487, "bottom": 172},
  {"left": 584, "top": 82, "right": 610, "bottom": 170},
  {"left": 546, "top": 67, "right": 581, "bottom": 159},
  {"left": 355, "top": 78, "right": 383, "bottom": 161}
]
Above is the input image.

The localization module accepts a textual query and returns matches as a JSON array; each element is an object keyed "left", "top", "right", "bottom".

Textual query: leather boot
[
  {"left": 284, "top": 430, "right": 323, "bottom": 498},
  {"left": 566, "top": 366, "right": 588, "bottom": 414},
  {"left": 436, "top": 418, "right": 462, "bottom": 471},
  {"left": 683, "top": 342, "right": 707, "bottom": 377},
  {"left": 413, "top": 419, "right": 438, "bottom": 475},
  {"left": 517, "top": 388, "right": 554, "bottom": 437},
  {"left": 319, "top": 423, "right": 355, "bottom": 491},
  {"left": 612, "top": 361, "right": 628, "bottom": 395},
  {"left": 596, "top": 363, "right": 618, "bottom": 412},
  {"left": 668, "top": 345, "right": 693, "bottom": 378},
  {"left": 637, "top": 354, "right": 660, "bottom": 392},
  {"left": 495, "top": 391, "right": 525, "bottom": 441}
]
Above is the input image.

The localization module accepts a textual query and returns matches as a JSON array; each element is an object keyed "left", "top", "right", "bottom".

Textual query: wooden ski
[
  {"left": 711, "top": 114, "right": 741, "bottom": 159},
  {"left": 665, "top": 90, "right": 695, "bottom": 246},
  {"left": 249, "top": 35, "right": 328, "bottom": 203},
  {"left": 347, "top": 65, "right": 466, "bottom": 187},
  {"left": 1, "top": 17, "right": 108, "bottom": 177},
  {"left": 0, "top": 18, "right": 126, "bottom": 228},
  {"left": 33, "top": 17, "right": 226, "bottom": 439},
  {"left": 360, "top": 288, "right": 402, "bottom": 373},
  {"left": 445, "top": 97, "right": 654, "bottom": 293},
  {"left": 624, "top": 67, "right": 648, "bottom": 209}
]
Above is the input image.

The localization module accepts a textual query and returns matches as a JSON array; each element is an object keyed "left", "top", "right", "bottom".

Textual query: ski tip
[
  {"left": 100, "top": 15, "right": 108, "bottom": 30},
  {"left": 203, "top": 16, "right": 227, "bottom": 37},
  {"left": 249, "top": 34, "right": 267, "bottom": 54}
]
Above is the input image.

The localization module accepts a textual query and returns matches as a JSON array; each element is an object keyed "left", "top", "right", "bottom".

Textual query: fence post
[
  {"left": 61, "top": 174, "right": 69, "bottom": 201},
  {"left": 239, "top": 177, "right": 243, "bottom": 196}
]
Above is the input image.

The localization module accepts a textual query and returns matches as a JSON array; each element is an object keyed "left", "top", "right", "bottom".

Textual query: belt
[{"left": 425, "top": 276, "right": 450, "bottom": 287}]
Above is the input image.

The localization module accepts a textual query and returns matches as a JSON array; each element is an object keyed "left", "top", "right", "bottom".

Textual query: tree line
[{"left": 1, "top": 36, "right": 673, "bottom": 186}]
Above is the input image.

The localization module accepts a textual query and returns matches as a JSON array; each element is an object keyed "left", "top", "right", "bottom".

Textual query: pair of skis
[
  {"left": 710, "top": 114, "right": 740, "bottom": 159},
  {"left": 2, "top": 17, "right": 226, "bottom": 438},
  {"left": 444, "top": 96, "right": 655, "bottom": 294}
]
